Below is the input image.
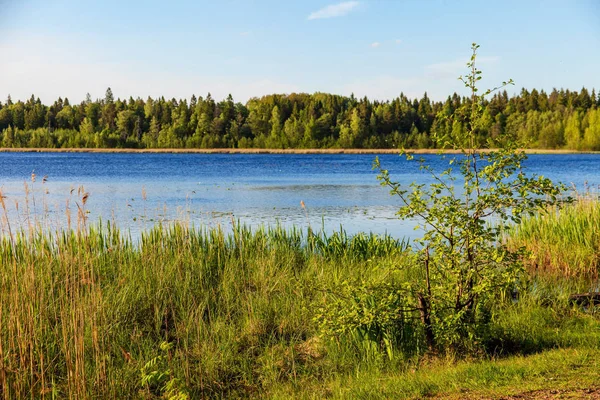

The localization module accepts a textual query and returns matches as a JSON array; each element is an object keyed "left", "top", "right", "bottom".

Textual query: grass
[
  {"left": 0, "top": 197, "right": 599, "bottom": 398},
  {"left": 0, "top": 222, "right": 410, "bottom": 398},
  {"left": 508, "top": 197, "right": 600, "bottom": 279},
  {"left": 278, "top": 347, "right": 600, "bottom": 399}
]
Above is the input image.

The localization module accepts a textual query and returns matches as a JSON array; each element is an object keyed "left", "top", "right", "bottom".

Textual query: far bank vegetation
[{"left": 0, "top": 87, "right": 599, "bottom": 150}]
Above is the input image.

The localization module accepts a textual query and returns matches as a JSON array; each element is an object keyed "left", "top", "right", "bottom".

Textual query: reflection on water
[{"left": 0, "top": 152, "right": 598, "bottom": 240}]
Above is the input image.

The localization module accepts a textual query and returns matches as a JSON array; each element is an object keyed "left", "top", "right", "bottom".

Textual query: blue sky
[{"left": 0, "top": 0, "right": 599, "bottom": 103}]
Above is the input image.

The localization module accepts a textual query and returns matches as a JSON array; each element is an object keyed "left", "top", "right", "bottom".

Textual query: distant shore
[{"left": 0, "top": 147, "right": 598, "bottom": 155}]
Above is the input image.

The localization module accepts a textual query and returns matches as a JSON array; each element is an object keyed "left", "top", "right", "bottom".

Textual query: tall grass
[
  {"left": 0, "top": 220, "right": 410, "bottom": 398},
  {"left": 508, "top": 197, "right": 600, "bottom": 279},
  {"left": 0, "top": 195, "right": 599, "bottom": 398}
]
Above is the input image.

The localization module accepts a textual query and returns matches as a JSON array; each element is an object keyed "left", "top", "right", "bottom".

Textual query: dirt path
[{"left": 498, "top": 388, "right": 600, "bottom": 399}]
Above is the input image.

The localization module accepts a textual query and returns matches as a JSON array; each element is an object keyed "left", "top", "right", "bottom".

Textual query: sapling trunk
[
  {"left": 419, "top": 247, "right": 436, "bottom": 352},
  {"left": 418, "top": 293, "right": 435, "bottom": 352}
]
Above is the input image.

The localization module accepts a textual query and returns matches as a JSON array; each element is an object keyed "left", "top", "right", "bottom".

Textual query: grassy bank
[
  {"left": 279, "top": 348, "right": 600, "bottom": 399},
  {"left": 0, "top": 202, "right": 599, "bottom": 398}
]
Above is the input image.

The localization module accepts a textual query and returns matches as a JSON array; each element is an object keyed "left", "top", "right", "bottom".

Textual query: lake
[{"left": 0, "top": 152, "right": 599, "bottom": 239}]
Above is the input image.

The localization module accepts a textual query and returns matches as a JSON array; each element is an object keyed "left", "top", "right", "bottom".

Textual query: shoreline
[{"left": 0, "top": 147, "right": 598, "bottom": 155}]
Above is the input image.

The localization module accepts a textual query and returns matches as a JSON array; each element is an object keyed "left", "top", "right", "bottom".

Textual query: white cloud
[
  {"left": 395, "top": 39, "right": 402, "bottom": 44},
  {"left": 370, "top": 42, "right": 381, "bottom": 48},
  {"left": 308, "top": 1, "right": 360, "bottom": 20},
  {"left": 240, "top": 31, "right": 251, "bottom": 36}
]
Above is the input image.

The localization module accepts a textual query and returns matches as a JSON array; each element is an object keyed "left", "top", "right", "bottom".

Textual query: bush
[{"left": 318, "top": 44, "right": 567, "bottom": 355}]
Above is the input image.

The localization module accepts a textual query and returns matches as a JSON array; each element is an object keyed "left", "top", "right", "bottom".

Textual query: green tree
[
  {"left": 564, "top": 111, "right": 582, "bottom": 150},
  {"left": 11, "top": 102, "right": 25, "bottom": 130},
  {"left": 338, "top": 123, "right": 353, "bottom": 148},
  {"left": 80, "top": 117, "right": 95, "bottom": 138},
  {"left": 116, "top": 109, "right": 134, "bottom": 140},
  {"left": 0, "top": 107, "right": 12, "bottom": 131},
  {"left": 349, "top": 109, "right": 363, "bottom": 147},
  {"left": 583, "top": 108, "right": 600, "bottom": 150},
  {"left": 373, "top": 44, "right": 565, "bottom": 352},
  {"left": 267, "top": 105, "right": 284, "bottom": 148},
  {"left": 55, "top": 106, "right": 75, "bottom": 129},
  {"left": 2, "top": 126, "right": 15, "bottom": 147},
  {"left": 101, "top": 87, "right": 117, "bottom": 131}
]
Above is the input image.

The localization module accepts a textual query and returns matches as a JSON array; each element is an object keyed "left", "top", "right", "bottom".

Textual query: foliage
[
  {"left": 314, "top": 277, "right": 415, "bottom": 362},
  {"left": 367, "top": 44, "right": 566, "bottom": 352},
  {"left": 140, "top": 342, "right": 189, "bottom": 399},
  {"left": 1, "top": 82, "right": 599, "bottom": 149}
]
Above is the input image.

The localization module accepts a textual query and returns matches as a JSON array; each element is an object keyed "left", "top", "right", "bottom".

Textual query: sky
[{"left": 0, "top": 0, "right": 599, "bottom": 104}]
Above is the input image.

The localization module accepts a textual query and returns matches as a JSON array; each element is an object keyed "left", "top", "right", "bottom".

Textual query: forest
[{"left": 0, "top": 87, "right": 599, "bottom": 150}]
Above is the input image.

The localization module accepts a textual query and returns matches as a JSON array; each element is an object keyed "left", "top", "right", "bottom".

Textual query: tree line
[{"left": 0, "top": 87, "right": 599, "bottom": 150}]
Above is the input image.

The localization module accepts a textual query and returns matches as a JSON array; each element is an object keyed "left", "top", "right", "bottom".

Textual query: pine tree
[{"left": 105, "top": 87, "right": 114, "bottom": 104}]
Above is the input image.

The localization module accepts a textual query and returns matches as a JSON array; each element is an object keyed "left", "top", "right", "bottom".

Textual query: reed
[
  {"left": 0, "top": 219, "right": 411, "bottom": 398},
  {"left": 0, "top": 191, "right": 598, "bottom": 398},
  {"left": 508, "top": 197, "right": 600, "bottom": 279}
]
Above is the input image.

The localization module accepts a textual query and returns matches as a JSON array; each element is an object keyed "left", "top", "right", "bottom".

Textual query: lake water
[{"left": 0, "top": 152, "right": 599, "bottom": 239}]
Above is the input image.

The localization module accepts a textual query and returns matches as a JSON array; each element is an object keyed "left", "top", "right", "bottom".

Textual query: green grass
[
  {"left": 0, "top": 222, "right": 411, "bottom": 398},
  {"left": 508, "top": 197, "right": 600, "bottom": 279},
  {"left": 271, "top": 347, "right": 600, "bottom": 399},
  {"left": 0, "top": 200, "right": 599, "bottom": 398}
]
